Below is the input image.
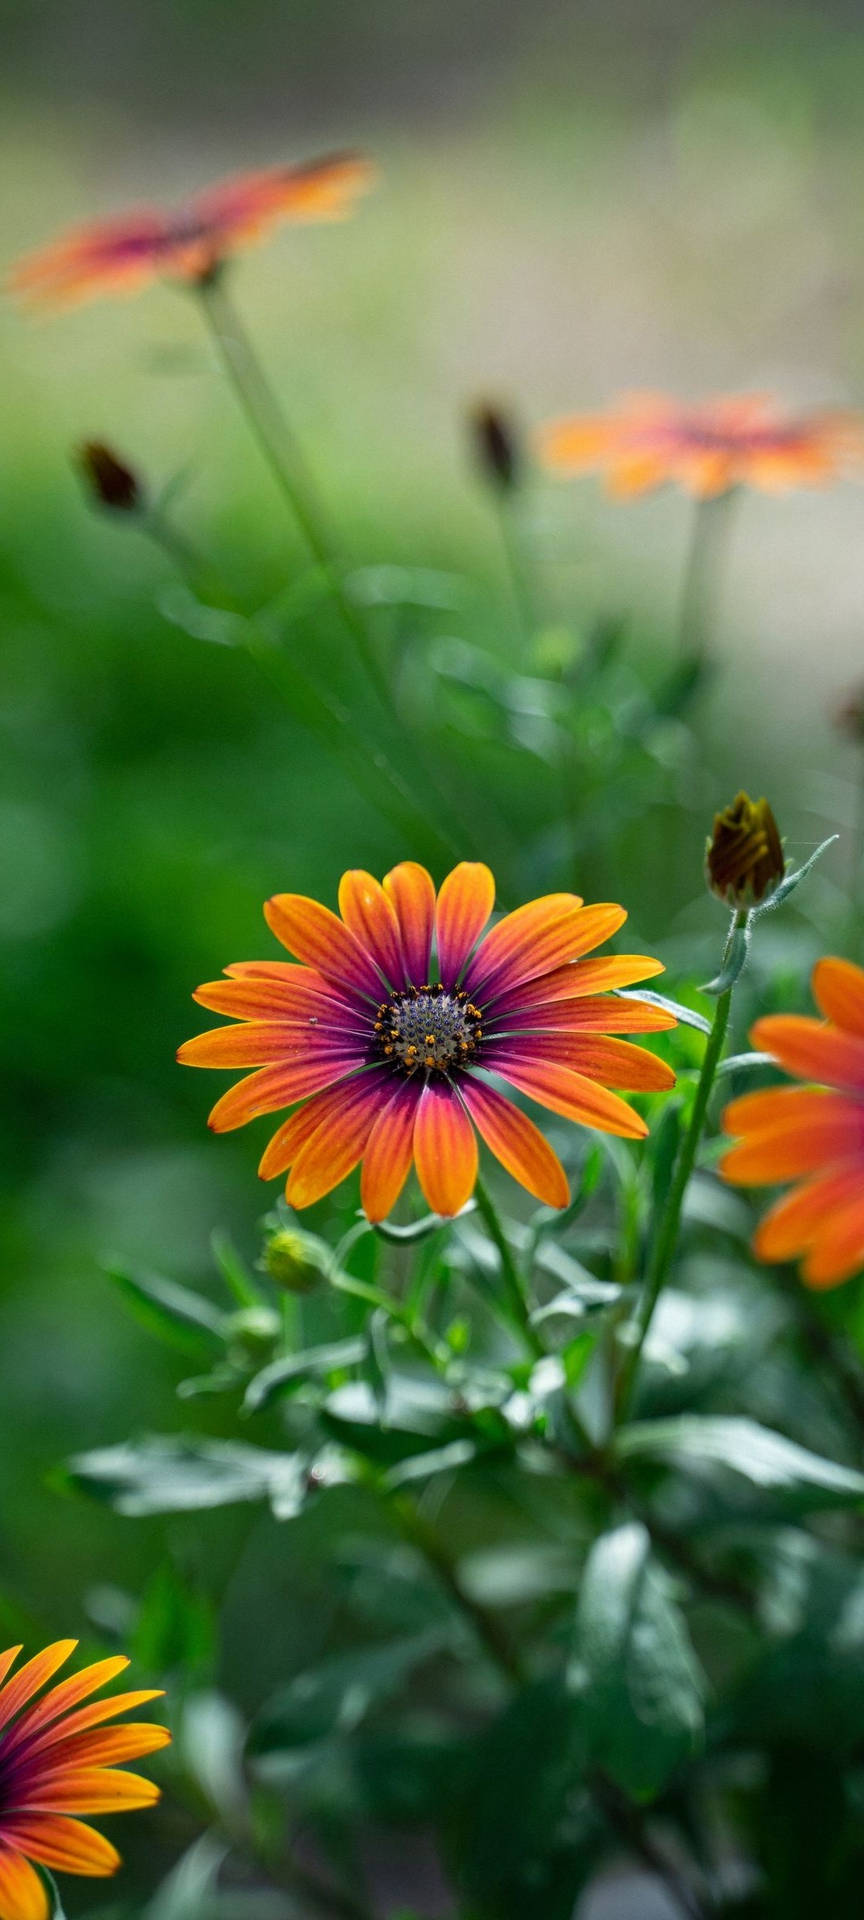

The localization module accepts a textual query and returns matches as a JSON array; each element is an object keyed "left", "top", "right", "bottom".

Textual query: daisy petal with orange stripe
[
  {"left": 179, "top": 860, "right": 675, "bottom": 1219},
  {"left": 721, "top": 956, "right": 864, "bottom": 1287},
  {"left": 0, "top": 1642, "right": 168, "bottom": 1920}
]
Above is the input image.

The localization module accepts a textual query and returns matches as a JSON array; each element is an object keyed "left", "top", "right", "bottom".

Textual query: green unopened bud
[
  {"left": 225, "top": 1305, "right": 281, "bottom": 1366},
  {"left": 78, "top": 441, "right": 144, "bottom": 513},
  {"left": 706, "top": 791, "right": 784, "bottom": 908},
  {"left": 262, "top": 1228, "right": 329, "bottom": 1295}
]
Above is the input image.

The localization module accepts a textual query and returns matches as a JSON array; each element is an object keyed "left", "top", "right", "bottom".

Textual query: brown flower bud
[
  {"left": 706, "top": 792, "right": 785, "bottom": 908},
  {"left": 469, "top": 402, "right": 520, "bottom": 492},
  {"left": 78, "top": 441, "right": 143, "bottom": 513}
]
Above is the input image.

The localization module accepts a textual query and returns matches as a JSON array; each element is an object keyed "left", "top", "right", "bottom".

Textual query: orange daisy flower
[
  {"left": 721, "top": 957, "right": 864, "bottom": 1288},
  {"left": 0, "top": 1639, "right": 169, "bottom": 1920},
  {"left": 538, "top": 392, "right": 864, "bottom": 498},
  {"left": 178, "top": 862, "right": 675, "bottom": 1221},
  {"left": 7, "top": 152, "right": 375, "bottom": 309}
]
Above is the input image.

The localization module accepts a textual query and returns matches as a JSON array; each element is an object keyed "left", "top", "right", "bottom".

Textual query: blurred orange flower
[
  {"left": 0, "top": 1639, "right": 168, "bottom": 1920},
  {"left": 179, "top": 861, "right": 675, "bottom": 1221},
  {"left": 538, "top": 392, "right": 864, "bottom": 498},
  {"left": 721, "top": 957, "right": 864, "bottom": 1287},
  {"left": 8, "top": 152, "right": 376, "bottom": 309}
]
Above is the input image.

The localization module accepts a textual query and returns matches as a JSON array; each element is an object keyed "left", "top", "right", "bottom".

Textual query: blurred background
[{"left": 2, "top": 0, "right": 864, "bottom": 1908}]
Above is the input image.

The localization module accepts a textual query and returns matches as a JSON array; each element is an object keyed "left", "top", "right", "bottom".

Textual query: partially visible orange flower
[
  {"left": 8, "top": 152, "right": 376, "bottom": 310},
  {"left": 178, "top": 861, "right": 676, "bottom": 1221},
  {"left": 538, "top": 392, "right": 864, "bottom": 499},
  {"left": 721, "top": 957, "right": 864, "bottom": 1288},
  {"left": 0, "top": 1639, "right": 169, "bottom": 1920}
]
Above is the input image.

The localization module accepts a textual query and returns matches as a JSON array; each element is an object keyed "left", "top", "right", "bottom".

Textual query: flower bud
[
  {"left": 78, "top": 441, "right": 143, "bottom": 513},
  {"left": 706, "top": 791, "right": 785, "bottom": 908},
  {"left": 469, "top": 402, "right": 520, "bottom": 492},
  {"left": 262, "top": 1227, "right": 329, "bottom": 1295},
  {"left": 225, "top": 1305, "right": 281, "bottom": 1367}
]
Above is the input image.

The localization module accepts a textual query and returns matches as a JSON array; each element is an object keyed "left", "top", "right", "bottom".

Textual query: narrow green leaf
[
  {"left": 104, "top": 1264, "right": 225, "bottom": 1357},
  {"left": 753, "top": 834, "right": 838, "bottom": 913},
  {"left": 243, "top": 1336, "right": 366, "bottom": 1414},
  {"left": 616, "top": 1416, "right": 864, "bottom": 1509},
  {"left": 616, "top": 988, "right": 711, "bottom": 1036}
]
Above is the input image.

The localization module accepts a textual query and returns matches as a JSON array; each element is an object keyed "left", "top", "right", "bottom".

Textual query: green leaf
[
  {"left": 242, "top": 1336, "right": 366, "bottom": 1414},
  {"left": 64, "top": 1434, "right": 349, "bottom": 1519},
  {"left": 104, "top": 1263, "right": 225, "bottom": 1357},
  {"left": 210, "top": 1228, "right": 261, "bottom": 1307},
  {"left": 372, "top": 1201, "right": 476, "bottom": 1243},
  {"left": 616, "top": 1416, "right": 864, "bottom": 1510},
  {"left": 650, "top": 1098, "right": 684, "bottom": 1216},
  {"left": 572, "top": 1521, "right": 705, "bottom": 1798},
  {"left": 41, "top": 1873, "right": 68, "bottom": 1920},
  {"left": 145, "top": 1834, "right": 229, "bottom": 1920},
  {"left": 133, "top": 1565, "right": 216, "bottom": 1677},
  {"left": 702, "top": 919, "right": 751, "bottom": 995},
  {"left": 249, "top": 1628, "right": 450, "bottom": 1776},
  {"left": 616, "top": 988, "right": 711, "bottom": 1036},
  {"left": 752, "top": 833, "right": 838, "bottom": 913},
  {"left": 177, "top": 1690, "right": 249, "bottom": 1828}
]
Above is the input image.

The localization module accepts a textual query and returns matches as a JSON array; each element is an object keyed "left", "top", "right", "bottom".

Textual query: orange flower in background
[
  {"left": 179, "top": 862, "right": 675, "bottom": 1221},
  {"left": 538, "top": 392, "right": 864, "bottom": 498},
  {"left": 0, "top": 1640, "right": 169, "bottom": 1920},
  {"left": 721, "top": 957, "right": 864, "bottom": 1288},
  {"left": 7, "top": 152, "right": 376, "bottom": 309}
]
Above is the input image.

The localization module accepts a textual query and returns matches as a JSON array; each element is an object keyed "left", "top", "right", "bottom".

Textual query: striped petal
[
  {"left": 413, "top": 1082, "right": 479, "bottom": 1216},
  {"left": 435, "top": 863, "right": 496, "bottom": 984},
  {"left": 360, "top": 1081, "right": 421, "bottom": 1222},
  {"left": 722, "top": 1085, "right": 863, "bottom": 1137},
  {"left": 0, "top": 1844, "right": 48, "bottom": 1920},
  {"left": 264, "top": 894, "right": 384, "bottom": 1001},
  {"left": 497, "top": 953, "right": 665, "bottom": 1011},
  {"left": 258, "top": 1083, "right": 358, "bottom": 1180},
  {"left": 383, "top": 863, "right": 435, "bottom": 984},
  {"left": 0, "top": 1644, "right": 77, "bottom": 1735},
  {"left": 811, "top": 957, "right": 864, "bottom": 1037},
  {"left": 754, "top": 1166, "right": 863, "bottom": 1262},
  {"left": 490, "top": 1057, "right": 649, "bottom": 1139},
  {"left": 487, "top": 1034, "right": 674, "bottom": 1092},
  {"left": 19, "top": 1767, "right": 160, "bottom": 1814},
  {"left": 721, "top": 1110, "right": 864, "bottom": 1185},
  {"left": 486, "top": 994, "right": 676, "bottom": 1035},
  {"left": 193, "top": 975, "right": 369, "bottom": 1024},
  {"left": 179, "top": 1022, "right": 364, "bottom": 1068},
  {"left": 0, "top": 1648, "right": 23, "bottom": 1690},
  {"left": 461, "top": 1078, "right": 569, "bottom": 1208},
  {"left": 464, "top": 893, "right": 585, "bottom": 998},
  {"left": 285, "top": 1071, "right": 395, "bottom": 1209},
  {"left": 338, "top": 871, "right": 405, "bottom": 989},
  {"left": 750, "top": 1015, "right": 864, "bottom": 1093},
  {"left": 15, "top": 1692, "right": 165, "bottom": 1763},
  {"left": 207, "top": 1054, "right": 364, "bottom": 1132},
  {"left": 17, "top": 1723, "right": 171, "bottom": 1777},
  {"left": 470, "top": 901, "right": 626, "bottom": 1003},
  {"left": 1, "top": 1816, "right": 120, "bottom": 1876}
]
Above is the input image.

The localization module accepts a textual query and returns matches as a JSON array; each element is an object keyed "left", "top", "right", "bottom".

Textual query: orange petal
[
  {"left": 179, "top": 1022, "right": 360, "bottom": 1068},
  {"left": 338, "top": 870, "right": 404, "bottom": 989},
  {"left": 207, "top": 1055, "right": 363, "bottom": 1132},
  {"left": 360, "top": 1082, "right": 420, "bottom": 1222},
  {"left": 413, "top": 1083, "right": 479, "bottom": 1216},
  {"left": 0, "top": 1644, "right": 77, "bottom": 1734},
  {"left": 492, "top": 1057, "right": 648, "bottom": 1139},
  {"left": 720, "top": 1114, "right": 864, "bottom": 1185},
  {"left": 30, "top": 1723, "right": 171, "bottom": 1773},
  {"left": 435, "top": 863, "right": 496, "bottom": 983},
  {"left": 20, "top": 1691, "right": 165, "bottom": 1759},
  {"left": 1, "top": 1816, "right": 120, "bottom": 1876},
  {"left": 488, "top": 993, "right": 676, "bottom": 1034},
  {"left": 258, "top": 1083, "right": 352, "bottom": 1180},
  {"left": 465, "top": 893, "right": 588, "bottom": 998},
  {"left": 383, "top": 862, "right": 435, "bottom": 984},
  {"left": 285, "top": 1072, "right": 394, "bottom": 1209},
  {"left": 490, "top": 1034, "right": 675, "bottom": 1092},
  {"left": 750, "top": 1014, "right": 864, "bottom": 1093},
  {"left": 722, "top": 1085, "right": 861, "bottom": 1137},
  {"left": 811, "top": 957, "right": 864, "bottom": 1037},
  {"left": 501, "top": 954, "right": 665, "bottom": 1010},
  {"left": 0, "top": 1844, "right": 48, "bottom": 1920},
  {"left": 753, "top": 1166, "right": 863, "bottom": 1262},
  {"left": 22, "top": 1766, "right": 160, "bottom": 1813},
  {"left": 0, "top": 1648, "right": 22, "bottom": 1689},
  {"left": 802, "top": 1194, "right": 864, "bottom": 1288},
  {"left": 193, "top": 975, "right": 366, "bottom": 1023},
  {"left": 461, "top": 1078, "right": 569, "bottom": 1209},
  {"left": 264, "top": 894, "right": 384, "bottom": 1000}
]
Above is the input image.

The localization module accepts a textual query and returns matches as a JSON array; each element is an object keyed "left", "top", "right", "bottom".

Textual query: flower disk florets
[{"left": 374, "top": 983, "right": 483, "bottom": 1077}]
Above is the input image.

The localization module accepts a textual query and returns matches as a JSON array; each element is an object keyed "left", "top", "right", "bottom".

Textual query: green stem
[
  {"left": 678, "top": 489, "right": 736, "bottom": 660},
  {"left": 195, "top": 271, "right": 393, "bottom": 718},
  {"left": 617, "top": 911, "right": 745, "bottom": 1414},
  {"left": 394, "top": 1495, "right": 526, "bottom": 1684},
  {"left": 473, "top": 1175, "right": 543, "bottom": 1357}
]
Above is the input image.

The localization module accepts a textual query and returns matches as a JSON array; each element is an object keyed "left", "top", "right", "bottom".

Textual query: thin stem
[
  {"left": 393, "top": 1495, "right": 526, "bottom": 1684},
  {"left": 592, "top": 1773, "right": 714, "bottom": 1920},
  {"left": 495, "top": 494, "right": 535, "bottom": 640},
  {"left": 473, "top": 1175, "right": 543, "bottom": 1358},
  {"left": 194, "top": 270, "right": 393, "bottom": 716},
  {"left": 678, "top": 490, "right": 736, "bottom": 660},
  {"left": 617, "top": 911, "right": 746, "bottom": 1415}
]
